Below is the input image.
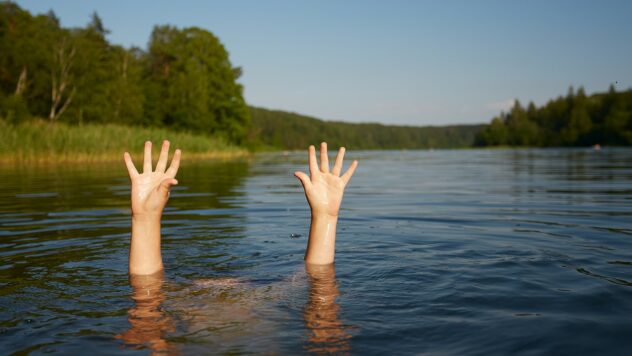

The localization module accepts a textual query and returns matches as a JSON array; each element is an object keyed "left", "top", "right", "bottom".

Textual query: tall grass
[{"left": 0, "top": 119, "right": 248, "bottom": 164}]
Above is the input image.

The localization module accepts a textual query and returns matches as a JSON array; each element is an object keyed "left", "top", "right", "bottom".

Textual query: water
[{"left": 1, "top": 148, "right": 632, "bottom": 355}]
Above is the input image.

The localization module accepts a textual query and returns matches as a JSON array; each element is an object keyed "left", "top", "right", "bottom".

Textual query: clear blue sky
[{"left": 15, "top": 0, "right": 632, "bottom": 126}]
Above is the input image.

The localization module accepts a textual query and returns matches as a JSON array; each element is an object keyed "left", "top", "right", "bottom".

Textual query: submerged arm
[
  {"left": 117, "top": 272, "right": 176, "bottom": 353},
  {"left": 304, "top": 263, "right": 351, "bottom": 353}
]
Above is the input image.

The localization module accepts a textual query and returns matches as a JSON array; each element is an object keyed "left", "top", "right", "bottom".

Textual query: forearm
[
  {"left": 304, "top": 214, "right": 338, "bottom": 264},
  {"left": 130, "top": 215, "right": 163, "bottom": 275}
]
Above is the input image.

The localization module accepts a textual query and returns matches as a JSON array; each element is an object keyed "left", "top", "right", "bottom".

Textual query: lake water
[{"left": 1, "top": 148, "right": 632, "bottom": 355}]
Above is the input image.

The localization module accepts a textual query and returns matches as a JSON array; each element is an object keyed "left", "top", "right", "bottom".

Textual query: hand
[
  {"left": 294, "top": 142, "right": 358, "bottom": 218},
  {"left": 124, "top": 141, "right": 181, "bottom": 219}
]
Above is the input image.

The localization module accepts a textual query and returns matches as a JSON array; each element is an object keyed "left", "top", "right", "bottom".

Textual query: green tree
[
  {"left": 505, "top": 100, "right": 540, "bottom": 146},
  {"left": 0, "top": 3, "right": 61, "bottom": 118},
  {"left": 145, "top": 25, "right": 249, "bottom": 142},
  {"left": 110, "top": 47, "right": 145, "bottom": 124},
  {"left": 560, "top": 87, "right": 593, "bottom": 145},
  {"left": 65, "top": 14, "right": 117, "bottom": 123}
]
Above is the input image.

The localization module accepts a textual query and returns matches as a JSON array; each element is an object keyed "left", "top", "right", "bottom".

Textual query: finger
[
  {"left": 166, "top": 149, "right": 181, "bottom": 178},
  {"left": 294, "top": 171, "right": 312, "bottom": 191},
  {"left": 123, "top": 152, "right": 139, "bottom": 177},
  {"left": 158, "top": 178, "right": 178, "bottom": 197},
  {"left": 143, "top": 141, "right": 153, "bottom": 173},
  {"left": 320, "top": 142, "right": 329, "bottom": 173},
  {"left": 155, "top": 140, "right": 170, "bottom": 173},
  {"left": 332, "top": 147, "right": 345, "bottom": 176},
  {"left": 341, "top": 160, "right": 358, "bottom": 185},
  {"left": 308, "top": 145, "right": 318, "bottom": 177}
]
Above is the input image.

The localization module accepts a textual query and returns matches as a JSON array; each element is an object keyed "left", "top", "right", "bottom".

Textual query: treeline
[
  {"left": 247, "top": 106, "right": 483, "bottom": 149},
  {"left": 0, "top": 3, "right": 249, "bottom": 142},
  {"left": 476, "top": 86, "right": 632, "bottom": 147}
]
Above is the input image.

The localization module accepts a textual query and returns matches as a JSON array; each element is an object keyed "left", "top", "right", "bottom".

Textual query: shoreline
[
  {"left": 0, "top": 119, "right": 250, "bottom": 165},
  {"left": 0, "top": 150, "right": 251, "bottom": 165}
]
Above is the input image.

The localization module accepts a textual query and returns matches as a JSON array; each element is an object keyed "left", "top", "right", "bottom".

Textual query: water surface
[{"left": 1, "top": 148, "right": 632, "bottom": 354}]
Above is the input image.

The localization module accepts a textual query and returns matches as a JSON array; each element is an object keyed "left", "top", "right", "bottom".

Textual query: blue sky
[{"left": 14, "top": 0, "right": 632, "bottom": 126}]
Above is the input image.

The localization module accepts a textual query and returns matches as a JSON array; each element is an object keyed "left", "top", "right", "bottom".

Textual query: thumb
[
  {"left": 294, "top": 171, "right": 311, "bottom": 191},
  {"left": 158, "top": 178, "right": 178, "bottom": 197}
]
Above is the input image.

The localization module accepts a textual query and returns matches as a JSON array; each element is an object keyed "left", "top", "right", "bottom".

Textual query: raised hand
[
  {"left": 294, "top": 142, "right": 358, "bottom": 218},
  {"left": 295, "top": 142, "right": 358, "bottom": 265},
  {"left": 124, "top": 140, "right": 181, "bottom": 275},
  {"left": 124, "top": 141, "right": 181, "bottom": 219}
]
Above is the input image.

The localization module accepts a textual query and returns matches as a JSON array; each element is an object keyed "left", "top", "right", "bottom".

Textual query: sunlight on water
[{"left": 1, "top": 148, "right": 632, "bottom": 354}]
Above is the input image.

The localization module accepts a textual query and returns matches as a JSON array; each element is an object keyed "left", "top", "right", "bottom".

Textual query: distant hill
[{"left": 247, "top": 106, "right": 484, "bottom": 150}]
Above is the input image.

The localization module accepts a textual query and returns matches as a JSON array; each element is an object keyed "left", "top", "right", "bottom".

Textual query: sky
[{"left": 14, "top": 0, "right": 632, "bottom": 126}]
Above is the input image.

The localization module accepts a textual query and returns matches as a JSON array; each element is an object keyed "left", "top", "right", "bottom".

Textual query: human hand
[
  {"left": 124, "top": 141, "right": 181, "bottom": 220},
  {"left": 294, "top": 142, "right": 358, "bottom": 218}
]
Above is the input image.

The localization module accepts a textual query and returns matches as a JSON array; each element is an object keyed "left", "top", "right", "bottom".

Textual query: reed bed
[{"left": 0, "top": 119, "right": 249, "bottom": 164}]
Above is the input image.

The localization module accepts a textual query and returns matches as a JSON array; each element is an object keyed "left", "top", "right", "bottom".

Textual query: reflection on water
[
  {"left": 304, "top": 263, "right": 352, "bottom": 354},
  {"left": 1, "top": 149, "right": 632, "bottom": 354},
  {"left": 115, "top": 265, "right": 355, "bottom": 354},
  {"left": 117, "top": 273, "right": 176, "bottom": 355}
]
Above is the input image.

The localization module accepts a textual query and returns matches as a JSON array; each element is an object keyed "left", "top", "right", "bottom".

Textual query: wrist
[
  {"left": 132, "top": 213, "right": 162, "bottom": 223},
  {"left": 310, "top": 211, "right": 339, "bottom": 221},
  {"left": 309, "top": 214, "right": 338, "bottom": 241}
]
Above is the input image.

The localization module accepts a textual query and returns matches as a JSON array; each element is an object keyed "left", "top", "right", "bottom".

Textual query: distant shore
[{"left": 0, "top": 119, "right": 249, "bottom": 164}]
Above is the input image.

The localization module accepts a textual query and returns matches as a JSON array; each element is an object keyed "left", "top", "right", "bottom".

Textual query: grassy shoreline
[{"left": 0, "top": 120, "right": 249, "bottom": 164}]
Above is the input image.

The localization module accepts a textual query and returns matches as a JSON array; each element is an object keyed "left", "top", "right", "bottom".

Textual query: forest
[
  {"left": 247, "top": 107, "right": 481, "bottom": 149},
  {"left": 475, "top": 86, "right": 632, "bottom": 147},
  {"left": 1, "top": 3, "right": 249, "bottom": 142}
]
